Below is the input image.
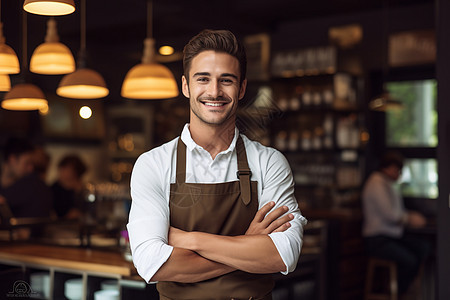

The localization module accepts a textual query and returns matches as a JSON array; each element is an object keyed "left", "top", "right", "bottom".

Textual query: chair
[{"left": 364, "top": 257, "right": 398, "bottom": 300}]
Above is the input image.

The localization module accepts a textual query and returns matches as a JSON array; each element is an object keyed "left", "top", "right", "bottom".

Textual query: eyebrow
[{"left": 193, "top": 72, "right": 239, "bottom": 80}]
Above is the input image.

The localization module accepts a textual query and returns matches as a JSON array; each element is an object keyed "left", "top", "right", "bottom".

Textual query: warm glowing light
[
  {"left": 57, "top": 68, "right": 109, "bottom": 99},
  {"left": 1, "top": 83, "right": 48, "bottom": 111},
  {"left": 122, "top": 38, "right": 178, "bottom": 99},
  {"left": 0, "top": 44, "right": 20, "bottom": 74},
  {"left": 121, "top": 63, "right": 179, "bottom": 99},
  {"left": 30, "top": 18, "right": 75, "bottom": 74},
  {"left": 159, "top": 46, "right": 174, "bottom": 56},
  {"left": 79, "top": 105, "right": 92, "bottom": 119},
  {"left": 23, "top": 0, "right": 75, "bottom": 16},
  {"left": 30, "top": 42, "right": 75, "bottom": 74}
]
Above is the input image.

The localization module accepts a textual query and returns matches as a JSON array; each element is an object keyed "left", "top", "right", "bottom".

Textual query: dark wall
[{"left": 436, "top": 0, "right": 450, "bottom": 298}]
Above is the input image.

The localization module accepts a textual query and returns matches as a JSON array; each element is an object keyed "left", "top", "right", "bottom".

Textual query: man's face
[
  {"left": 8, "top": 153, "right": 34, "bottom": 180},
  {"left": 182, "top": 50, "right": 247, "bottom": 127}
]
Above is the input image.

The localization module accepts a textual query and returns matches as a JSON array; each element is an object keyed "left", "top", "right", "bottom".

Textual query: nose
[{"left": 206, "top": 80, "right": 222, "bottom": 99}]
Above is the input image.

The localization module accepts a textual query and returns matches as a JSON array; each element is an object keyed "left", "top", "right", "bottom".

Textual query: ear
[
  {"left": 182, "top": 75, "right": 190, "bottom": 98},
  {"left": 238, "top": 79, "right": 247, "bottom": 100}
]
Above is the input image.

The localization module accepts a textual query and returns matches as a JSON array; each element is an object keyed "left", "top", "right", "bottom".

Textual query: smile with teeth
[{"left": 201, "top": 101, "right": 228, "bottom": 107}]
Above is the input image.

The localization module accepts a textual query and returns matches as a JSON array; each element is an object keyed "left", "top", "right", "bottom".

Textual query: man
[
  {"left": 0, "top": 138, "right": 52, "bottom": 239},
  {"left": 362, "top": 151, "right": 430, "bottom": 295},
  {"left": 127, "top": 29, "right": 307, "bottom": 300},
  {"left": 51, "top": 154, "right": 87, "bottom": 219}
]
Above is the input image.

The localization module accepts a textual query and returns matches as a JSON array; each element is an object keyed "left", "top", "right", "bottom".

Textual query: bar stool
[{"left": 364, "top": 257, "right": 398, "bottom": 300}]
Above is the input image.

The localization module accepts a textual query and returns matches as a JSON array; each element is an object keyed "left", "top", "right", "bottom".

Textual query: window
[
  {"left": 385, "top": 79, "right": 437, "bottom": 147},
  {"left": 385, "top": 79, "right": 438, "bottom": 199},
  {"left": 397, "top": 158, "right": 438, "bottom": 199}
]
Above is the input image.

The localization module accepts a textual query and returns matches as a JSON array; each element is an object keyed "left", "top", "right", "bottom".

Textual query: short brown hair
[{"left": 183, "top": 29, "right": 247, "bottom": 84}]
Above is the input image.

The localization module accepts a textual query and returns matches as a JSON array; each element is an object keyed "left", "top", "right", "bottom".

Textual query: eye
[
  {"left": 220, "top": 78, "right": 235, "bottom": 85},
  {"left": 197, "top": 77, "right": 209, "bottom": 83}
]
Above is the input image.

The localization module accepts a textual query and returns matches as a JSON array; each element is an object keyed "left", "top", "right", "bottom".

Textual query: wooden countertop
[{"left": 0, "top": 243, "right": 136, "bottom": 276}]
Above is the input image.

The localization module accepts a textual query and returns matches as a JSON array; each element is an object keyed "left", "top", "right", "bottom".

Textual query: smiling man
[{"left": 127, "top": 29, "right": 307, "bottom": 300}]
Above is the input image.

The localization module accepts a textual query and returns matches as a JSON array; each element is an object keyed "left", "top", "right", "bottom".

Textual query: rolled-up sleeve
[
  {"left": 127, "top": 152, "right": 173, "bottom": 283},
  {"left": 262, "top": 150, "right": 307, "bottom": 274}
]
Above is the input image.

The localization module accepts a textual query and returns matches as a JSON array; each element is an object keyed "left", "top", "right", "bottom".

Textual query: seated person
[
  {"left": 0, "top": 138, "right": 53, "bottom": 239},
  {"left": 362, "top": 151, "right": 430, "bottom": 295},
  {"left": 51, "top": 155, "right": 87, "bottom": 219}
]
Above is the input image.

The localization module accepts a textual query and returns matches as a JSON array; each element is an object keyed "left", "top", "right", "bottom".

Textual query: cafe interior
[{"left": 0, "top": 0, "right": 449, "bottom": 299}]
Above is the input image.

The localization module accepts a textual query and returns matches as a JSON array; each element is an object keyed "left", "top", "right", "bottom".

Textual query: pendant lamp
[
  {"left": 121, "top": 0, "right": 178, "bottom": 99},
  {"left": 30, "top": 17, "right": 75, "bottom": 74},
  {"left": 0, "top": 0, "right": 20, "bottom": 74},
  {"left": 23, "top": 0, "right": 75, "bottom": 16},
  {"left": 57, "top": 0, "right": 108, "bottom": 99},
  {"left": 1, "top": 9, "right": 48, "bottom": 111}
]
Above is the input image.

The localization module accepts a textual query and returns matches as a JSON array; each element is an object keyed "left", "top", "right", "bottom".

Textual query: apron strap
[
  {"left": 176, "top": 138, "right": 187, "bottom": 183},
  {"left": 176, "top": 136, "right": 252, "bottom": 206},
  {"left": 236, "top": 136, "right": 252, "bottom": 206}
]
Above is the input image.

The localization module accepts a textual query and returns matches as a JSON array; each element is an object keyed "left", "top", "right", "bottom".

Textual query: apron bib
[{"left": 157, "top": 136, "right": 274, "bottom": 300}]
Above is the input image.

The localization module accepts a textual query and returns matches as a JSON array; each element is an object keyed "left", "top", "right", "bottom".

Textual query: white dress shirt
[
  {"left": 127, "top": 124, "right": 307, "bottom": 283},
  {"left": 362, "top": 171, "right": 406, "bottom": 238}
]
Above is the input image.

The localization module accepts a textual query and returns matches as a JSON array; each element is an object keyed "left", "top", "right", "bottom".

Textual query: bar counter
[{"left": 0, "top": 243, "right": 135, "bottom": 276}]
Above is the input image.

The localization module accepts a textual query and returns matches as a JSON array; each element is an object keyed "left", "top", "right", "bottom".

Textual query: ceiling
[{"left": 0, "top": 0, "right": 434, "bottom": 102}]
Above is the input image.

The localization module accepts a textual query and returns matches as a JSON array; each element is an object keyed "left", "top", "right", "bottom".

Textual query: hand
[
  {"left": 245, "top": 201, "right": 293, "bottom": 235},
  {"left": 407, "top": 211, "right": 427, "bottom": 228}
]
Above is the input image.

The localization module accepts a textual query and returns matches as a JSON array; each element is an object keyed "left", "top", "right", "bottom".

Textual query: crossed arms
[{"left": 151, "top": 201, "right": 294, "bottom": 283}]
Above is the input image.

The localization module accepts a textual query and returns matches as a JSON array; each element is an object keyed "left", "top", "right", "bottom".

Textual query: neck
[{"left": 189, "top": 118, "right": 236, "bottom": 159}]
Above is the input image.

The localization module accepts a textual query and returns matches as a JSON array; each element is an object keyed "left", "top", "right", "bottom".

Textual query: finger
[
  {"left": 265, "top": 213, "right": 294, "bottom": 233},
  {"left": 260, "top": 206, "right": 289, "bottom": 227},
  {"left": 253, "top": 201, "right": 275, "bottom": 222},
  {"left": 272, "top": 222, "right": 291, "bottom": 233}
]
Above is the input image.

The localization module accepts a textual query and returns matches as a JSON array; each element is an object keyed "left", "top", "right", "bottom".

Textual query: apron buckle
[{"left": 236, "top": 169, "right": 251, "bottom": 179}]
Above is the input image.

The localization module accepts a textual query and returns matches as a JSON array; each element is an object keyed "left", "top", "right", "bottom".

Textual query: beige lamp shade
[
  {"left": 30, "top": 18, "right": 75, "bottom": 74},
  {"left": 121, "top": 63, "right": 179, "bottom": 99},
  {"left": 30, "top": 42, "right": 75, "bottom": 74},
  {"left": 0, "top": 43, "right": 20, "bottom": 75},
  {"left": 121, "top": 38, "right": 178, "bottom": 99},
  {"left": 57, "top": 68, "right": 109, "bottom": 99},
  {"left": 1, "top": 83, "right": 48, "bottom": 111},
  {"left": 0, "top": 74, "right": 11, "bottom": 91},
  {"left": 23, "top": 0, "right": 75, "bottom": 16}
]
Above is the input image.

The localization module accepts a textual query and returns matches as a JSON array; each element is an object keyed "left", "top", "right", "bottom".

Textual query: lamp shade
[
  {"left": 0, "top": 74, "right": 11, "bottom": 91},
  {"left": 121, "top": 63, "right": 179, "bottom": 99},
  {"left": 23, "top": 0, "right": 75, "bottom": 16},
  {"left": 0, "top": 43, "right": 20, "bottom": 75},
  {"left": 121, "top": 38, "right": 179, "bottom": 99},
  {"left": 30, "top": 42, "right": 75, "bottom": 74},
  {"left": 57, "top": 68, "right": 109, "bottom": 99},
  {"left": 30, "top": 18, "right": 75, "bottom": 75},
  {"left": 1, "top": 83, "right": 48, "bottom": 111}
]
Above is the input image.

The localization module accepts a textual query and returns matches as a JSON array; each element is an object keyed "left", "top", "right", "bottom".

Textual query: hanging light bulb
[
  {"left": 1, "top": 7, "right": 48, "bottom": 111},
  {"left": 23, "top": 0, "right": 75, "bottom": 16},
  {"left": 30, "top": 17, "right": 75, "bottom": 74},
  {"left": 57, "top": 0, "right": 108, "bottom": 99},
  {"left": 0, "top": 74, "right": 10, "bottom": 91},
  {"left": 0, "top": 0, "right": 20, "bottom": 74},
  {"left": 121, "top": 0, "right": 178, "bottom": 99}
]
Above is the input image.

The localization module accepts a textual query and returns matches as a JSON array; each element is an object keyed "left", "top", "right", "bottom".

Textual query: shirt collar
[{"left": 180, "top": 123, "right": 240, "bottom": 155}]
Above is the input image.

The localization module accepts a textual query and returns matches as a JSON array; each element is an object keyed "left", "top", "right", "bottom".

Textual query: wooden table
[
  {"left": 0, "top": 243, "right": 143, "bottom": 300},
  {"left": 0, "top": 243, "right": 135, "bottom": 276}
]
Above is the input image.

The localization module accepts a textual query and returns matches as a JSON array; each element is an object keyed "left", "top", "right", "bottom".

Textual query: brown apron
[{"left": 157, "top": 136, "right": 274, "bottom": 300}]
